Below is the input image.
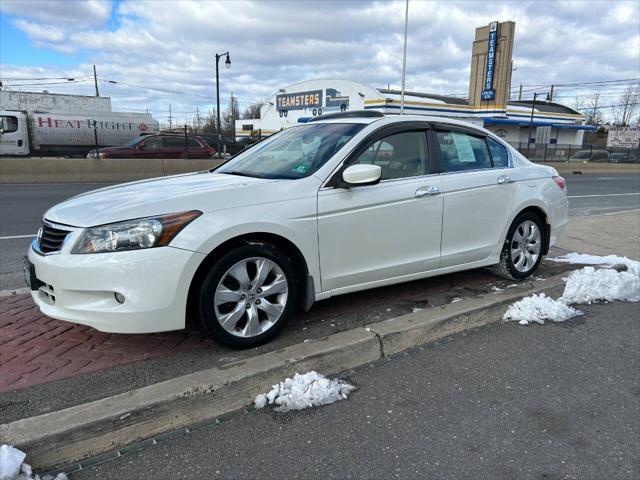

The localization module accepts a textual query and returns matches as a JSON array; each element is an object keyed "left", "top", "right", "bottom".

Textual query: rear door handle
[
  {"left": 415, "top": 186, "right": 440, "bottom": 197},
  {"left": 497, "top": 175, "right": 515, "bottom": 184}
]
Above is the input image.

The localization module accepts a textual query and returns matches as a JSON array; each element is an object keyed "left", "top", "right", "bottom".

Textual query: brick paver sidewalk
[{"left": 0, "top": 294, "right": 211, "bottom": 393}]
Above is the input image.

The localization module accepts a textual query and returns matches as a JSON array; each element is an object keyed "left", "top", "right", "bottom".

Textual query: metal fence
[{"left": 513, "top": 143, "right": 640, "bottom": 163}]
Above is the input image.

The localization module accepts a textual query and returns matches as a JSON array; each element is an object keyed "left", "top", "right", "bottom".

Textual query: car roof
[{"left": 309, "top": 113, "right": 488, "bottom": 131}]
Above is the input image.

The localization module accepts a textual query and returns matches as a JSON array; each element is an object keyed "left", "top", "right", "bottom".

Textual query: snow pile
[
  {"left": 254, "top": 371, "right": 355, "bottom": 412},
  {"left": 561, "top": 266, "right": 640, "bottom": 304},
  {"left": 0, "top": 445, "right": 24, "bottom": 480},
  {"left": 504, "top": 253, "right": 639, "bottom": 325},
  {"left": 503, "top": 293, "right": 582, "bottom": 325},
  {"left": 0, "top": 445, "right": 67, "bottom": 480}
]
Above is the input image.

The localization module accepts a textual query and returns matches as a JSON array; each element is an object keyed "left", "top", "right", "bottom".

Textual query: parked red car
[{"left": 87, "top": 134, "right": 215, "bottom": 159}]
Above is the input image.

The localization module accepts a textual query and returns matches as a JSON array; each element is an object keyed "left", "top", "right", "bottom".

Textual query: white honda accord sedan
[{"left": 26, "top": 112, "right": 568, "bottom": 348}]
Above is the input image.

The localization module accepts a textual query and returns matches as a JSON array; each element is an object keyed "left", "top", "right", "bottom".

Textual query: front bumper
[{"left": 27, "top": 241, "right": 205, "bottom": 333}]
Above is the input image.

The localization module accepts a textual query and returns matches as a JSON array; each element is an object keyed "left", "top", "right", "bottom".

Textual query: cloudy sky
[{"left": 1, "top": 0, "right": 639, "bottom": 125}]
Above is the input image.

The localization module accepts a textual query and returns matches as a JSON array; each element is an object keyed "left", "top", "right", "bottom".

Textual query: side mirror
[{"left": 341, "top": 164, "right": 382, "bottom": 187}]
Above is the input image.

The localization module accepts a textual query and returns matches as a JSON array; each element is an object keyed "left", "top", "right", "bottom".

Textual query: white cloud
[
  {"left": 1, "top": 0, "right": 112, "bottom": 26},
  {"left": 13, "top": 19, "right": 64, "bottom": 43}
]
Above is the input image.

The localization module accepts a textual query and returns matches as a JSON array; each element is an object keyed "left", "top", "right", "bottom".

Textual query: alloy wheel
[
  {"left": 510, "top": 220, "right": 542, "bottom": 273},
  {"left": 214, "top": 257, "right": 289, "bottom": 337}
]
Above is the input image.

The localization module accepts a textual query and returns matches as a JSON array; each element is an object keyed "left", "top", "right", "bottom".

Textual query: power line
[
  {"left": 98, "top": 78, "right": 259, "bottom": 105},
  {"left": 0, "top": 75, "right": 91, "bottom": 81},
  {"left": 2, "top": 80, "right": 89, "bottom": 87}
]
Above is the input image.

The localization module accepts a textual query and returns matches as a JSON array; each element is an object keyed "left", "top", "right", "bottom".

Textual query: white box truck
[{"left": 0, "top": 110, "right": 159, "bottom": 156}]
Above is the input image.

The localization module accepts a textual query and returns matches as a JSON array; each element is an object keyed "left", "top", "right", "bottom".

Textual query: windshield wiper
[{"left": 220, "top": 171, "right": 263, "bottom": 178}]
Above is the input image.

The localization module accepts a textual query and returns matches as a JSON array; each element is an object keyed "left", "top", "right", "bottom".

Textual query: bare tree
[
  {"left": 242, "top": 101, "right": 265, "bottom": 120},
  {"left": 585, "top": 93, "right": 603, "bottom": 125},
  {"left": 613, "top": 86, "right": 640, "bottom": 126},
  {"left": 573, "top": 94, "right": 586, "bottom": 112},
  {"left": 201, "top": 109, "right": 217, "bottom": 134},
  {"left": 222, "top": 95, "right": 240, "bottom": 136}
]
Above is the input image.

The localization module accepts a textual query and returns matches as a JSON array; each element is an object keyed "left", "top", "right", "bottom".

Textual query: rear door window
[
  {"left": 143, "top": 137, "right": 163, "bottom": 149},
  {"left": 435, "top": 130, "right": 492, "bottom": 172},
  {"left": 163, "top": 137, "right": 185, "bottom": 148}
]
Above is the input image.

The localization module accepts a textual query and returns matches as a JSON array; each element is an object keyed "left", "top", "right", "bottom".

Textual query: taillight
[{"left": 553, "top": 176, "right": 567, "bottom": 194}]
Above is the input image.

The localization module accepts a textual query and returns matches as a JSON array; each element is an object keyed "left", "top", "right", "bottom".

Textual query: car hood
[{"left": 44, "top": 171, "right": 277, "bottom": 227}]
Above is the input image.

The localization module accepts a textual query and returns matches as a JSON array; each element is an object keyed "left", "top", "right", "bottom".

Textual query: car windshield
[
  {"left": 215, "top": 123, "right": 365, "bottom": 179},
  {"left": 123, "top": 136, "right": 149, "bottom": 147}
]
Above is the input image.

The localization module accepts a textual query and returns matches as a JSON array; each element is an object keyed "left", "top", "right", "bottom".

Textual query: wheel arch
[
  {"left": 513, "top": 205, "right": 551, "bottom": 255},
  {"left": 186, "top": 232, "right": 313, "bottom": 325}
]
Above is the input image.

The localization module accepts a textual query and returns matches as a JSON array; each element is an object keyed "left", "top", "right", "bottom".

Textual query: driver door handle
[
  {"left": 415, "top": 186, "right": 440, "bottom": 198},
  {"left": 497, "top": 175, "right": 515, "bottom": 184}
]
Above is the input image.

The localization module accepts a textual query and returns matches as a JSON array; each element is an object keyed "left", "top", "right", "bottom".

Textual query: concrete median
[
  {"left": 536, "top": 161, "right": 640, "bottom": 175},
  {"left": 0, "top": 157, "right": 225, "bottom": 183},
  {"left": 0, "top": 157, "right": 638, "bottom": 183}
]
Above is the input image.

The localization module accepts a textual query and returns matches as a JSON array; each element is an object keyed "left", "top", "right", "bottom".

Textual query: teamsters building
[{"left": 236, "top": 21, "right": 594, "bottom": 147}]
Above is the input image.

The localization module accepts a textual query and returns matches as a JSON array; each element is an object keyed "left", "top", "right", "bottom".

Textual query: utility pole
[
  {"left": 196, "top": 106, "right": 201, "bottom": 133},
  {"left": 549, "top": 85, "right": 555, "bottom": 102},
  {"left": 93, "top": 65, "right": 100, "bottom": 97},
  {"left": 168, "top": 104, "right": 172, "bottom": 131},
  {"left": 400, "top": 0, "right": 409, "bottom": 115},
  {"left": 518, "top": 84, "right": 523, "bottom": 101}
]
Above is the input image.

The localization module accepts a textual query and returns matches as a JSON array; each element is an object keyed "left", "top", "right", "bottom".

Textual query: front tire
[
  {"left": 198, "top": 243, "right": 299, "bottom": 348},
  {"left": 492, "top": 212, "right": 544, "bottom": 280}
]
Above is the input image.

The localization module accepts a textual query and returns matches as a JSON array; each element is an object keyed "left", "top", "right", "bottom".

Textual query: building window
[{"left": 242, "top": 124, "right": 254, "bottom": 131}]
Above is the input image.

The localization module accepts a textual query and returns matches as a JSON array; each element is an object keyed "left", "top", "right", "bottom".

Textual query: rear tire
[
  {"left": 492, "top": 212, "right": 544, "bottom": 280},
  {"left": 198, "top": 243, "right": 299, "bottom": 349}
]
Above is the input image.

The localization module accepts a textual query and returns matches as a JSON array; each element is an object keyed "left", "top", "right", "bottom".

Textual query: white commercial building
[{"left": 235, "top": 78, "right": 592, "bottom": 148}]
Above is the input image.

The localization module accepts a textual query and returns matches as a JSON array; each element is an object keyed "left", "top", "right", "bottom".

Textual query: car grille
[{"left": 39, "top": 223, "right": 72, "bottom": 253}]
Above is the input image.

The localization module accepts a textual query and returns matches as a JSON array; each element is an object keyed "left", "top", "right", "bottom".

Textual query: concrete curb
[{"left": 0, "top": 273, "right": 567, "bottom": 471}]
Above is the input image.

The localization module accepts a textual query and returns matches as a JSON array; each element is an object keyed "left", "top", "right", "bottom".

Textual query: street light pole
[{"left": 215, "top": 51, "right": 231, "bottom": 156}]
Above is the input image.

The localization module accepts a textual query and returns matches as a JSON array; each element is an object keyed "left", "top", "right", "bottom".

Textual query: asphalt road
[
  {"left": 1, "top": 173, "right": 639, "bottom": 290},
  {"left": 72, "top": 300, "right": 640, "bottom": 480}
]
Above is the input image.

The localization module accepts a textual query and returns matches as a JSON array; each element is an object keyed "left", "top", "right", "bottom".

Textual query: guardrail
[{"left": 0, "top": 158, "right": 226, "bottom": 183}]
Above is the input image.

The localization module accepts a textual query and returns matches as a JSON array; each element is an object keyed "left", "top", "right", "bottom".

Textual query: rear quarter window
[{"left": 487, "top": 138, "right": 509, "bottom": 168}]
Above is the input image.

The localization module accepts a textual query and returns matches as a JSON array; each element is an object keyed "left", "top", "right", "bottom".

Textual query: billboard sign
[
  {"left": 606, "top": 127, "right": 640, "bottom": 148},
  {"left": 276, "top": 90, "right": 322, "bottom": 111},
  {"left": 480, "top": 21, "right": 498, "bottom": 101}
]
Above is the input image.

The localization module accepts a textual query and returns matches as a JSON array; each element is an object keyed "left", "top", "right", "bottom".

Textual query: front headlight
[{"left": 71, "top": 210, "right": 202, "bottom": 254}]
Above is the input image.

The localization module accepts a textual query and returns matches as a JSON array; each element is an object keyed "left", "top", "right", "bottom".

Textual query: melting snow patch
[
  {"left": 550, "top": 252, "right": 637, "bottom": 269},
  {"left": 450, "top": 297, "right": 463, "bottom": 303},
  {"left": 0, "top": 445, "right": 67, "bottom": 480},
  {"left": 503, "top": 293, "right": 582, "bottom": 325},
  {"left": 254, "top": 371, "right": 355, "bottom": 412},
  {"left": 505, "top": 253, "right": 639, "bottom": 326}
]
